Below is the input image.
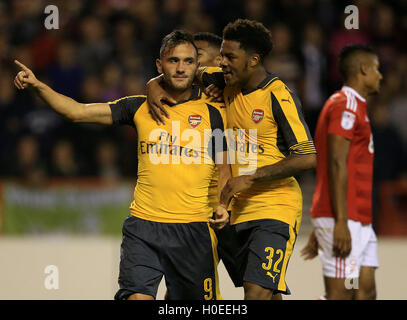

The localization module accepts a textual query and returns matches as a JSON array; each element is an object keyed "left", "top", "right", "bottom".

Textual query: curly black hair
[
  {"left": 222, "top": 19, "right": 273, "bottom": 62},
  {"left": 159, "top": 30, "right": 198, "bottom": 58},
  {"left": 338, "top": 44, "right": 376, "bottom": 81}
]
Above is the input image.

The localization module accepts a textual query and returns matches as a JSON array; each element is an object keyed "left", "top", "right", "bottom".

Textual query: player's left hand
[
  {"left": 204, "top": 84, "right": 224, "bottom": 102},
  {"left": 221, "top": 175, "right": 254, "bottom": 205},
  {"left": 300, "top": 229, "right": 319, "bottom": 260},
  {"left": 210, "top": 205, "right": 229, "bottom": 230}
]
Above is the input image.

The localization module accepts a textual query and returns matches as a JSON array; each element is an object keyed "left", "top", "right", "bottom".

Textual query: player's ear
[
  {"left": 195, "top": 61, "right": 201, "bottom": 77},
  {"left": 214, "top": 55, "right": 222, "bottom": 67},
  {"left": 360, "top": 62, "right": 369, "bottom": 76},
  {"left": 156, "top": 58, "right": 162, "bottom": 74},
  {"left": 249, "top": 54, "right": 260, "bottom": 68}
]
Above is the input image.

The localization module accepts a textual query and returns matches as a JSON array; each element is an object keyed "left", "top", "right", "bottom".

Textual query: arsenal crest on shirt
[
  {"left": 252, "top": 109, "right": 264, "bottom": 124},
  {"left": 188, "top": 115, "right": 202, "bottom": 128}
]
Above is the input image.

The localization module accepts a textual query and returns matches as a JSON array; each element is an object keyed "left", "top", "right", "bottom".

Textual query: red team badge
[
  {"left": 188, "top": 115, "right": 202, "bottom": 128},
  {"left": 252, "top": 109, "right": 264, "bottom": 124}
]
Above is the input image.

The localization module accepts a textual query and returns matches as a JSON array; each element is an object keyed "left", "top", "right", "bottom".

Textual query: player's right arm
[
  {"left": 14, "top": 60, "right": 113, "bottom": 125},
  {"left": 325, "top": 96, "right": 359, "bottom": 258},
  {"left": 328, "top": 133, "right": 352, "bottom": 258}
]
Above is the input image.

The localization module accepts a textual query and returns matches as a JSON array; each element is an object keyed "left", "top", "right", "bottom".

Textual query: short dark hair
[
  {"left": 222, "top": 19, "right": 273, "bottom": 61},
  {"left": 338, "top": 44, "right": 376, "bottom": 80},
  {"left": 160, "top": 30, "right": 198, "bottom": 58},
  {"left": 193, "top": 32, "right": 222, "bottom": 49}
]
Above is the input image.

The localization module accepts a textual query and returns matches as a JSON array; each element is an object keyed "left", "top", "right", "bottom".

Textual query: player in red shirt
[{"left": 302, "top": 44, "right": 382, "bottom": 300}]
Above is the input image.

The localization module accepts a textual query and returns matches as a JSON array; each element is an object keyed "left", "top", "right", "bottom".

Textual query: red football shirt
[{"left": 311, "top": 86, "right": 374, "bottom": 223}]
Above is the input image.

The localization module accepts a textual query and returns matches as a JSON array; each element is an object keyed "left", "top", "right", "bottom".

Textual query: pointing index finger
[{"left": 14, "top": 60, "right": 29, "bottom": 71}]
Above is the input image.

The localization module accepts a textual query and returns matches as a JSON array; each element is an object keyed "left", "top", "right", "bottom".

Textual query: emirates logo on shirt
[
  {"left": 252, "top": 109, "right": 264, "bottom": 124},
  {"left": 188, "top": 115, "right": 202, "bottom": 128}
]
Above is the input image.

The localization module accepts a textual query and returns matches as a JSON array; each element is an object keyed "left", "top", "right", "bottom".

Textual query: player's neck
[
  {"left": 242, "top": 67, "right": 268, "bottom": 91},
  {"left": 343, "top": 80, "right": 368, "bottom": 100},
  {"left": 163, "top": 83, "right": 193, "bottom": 103}
]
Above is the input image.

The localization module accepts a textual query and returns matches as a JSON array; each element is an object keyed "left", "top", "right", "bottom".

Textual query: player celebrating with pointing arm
[
  {"left": 14, "top": 30, "right": 231, "bottom": 300},
  {"left": 302, "top": 44, "right": 382, "bottom": 300}
]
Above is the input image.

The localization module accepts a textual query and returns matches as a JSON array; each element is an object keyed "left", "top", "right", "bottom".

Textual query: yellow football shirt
[
  {"left": 207, "top": 104, "right": 229, "bottom": 211},
  {"left": 108, "top": 87, "right": 227, "bottom": 223},
  {"left": 202, "top": 67, "right": 316, "bottom": 228}
]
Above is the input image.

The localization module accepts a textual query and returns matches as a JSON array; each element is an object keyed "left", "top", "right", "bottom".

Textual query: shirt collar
[
  {"left": 241, "top": 72, "right": 279, "bottom": 95},
  {"left": 342, "top": 86, "right": 366, "bottom": 102},
  {"left": 167, "top": 85, "right": 202, "bottom": 106}
]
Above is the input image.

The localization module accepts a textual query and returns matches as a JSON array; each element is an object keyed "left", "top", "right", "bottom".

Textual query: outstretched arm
[{"left": 14, "top": 60, "right": 113, "bottom": 125}]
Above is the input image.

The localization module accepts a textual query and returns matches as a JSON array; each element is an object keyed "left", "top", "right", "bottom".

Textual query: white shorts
[{"left": 312, "top": 217, "right": 379, "bottom": 279}]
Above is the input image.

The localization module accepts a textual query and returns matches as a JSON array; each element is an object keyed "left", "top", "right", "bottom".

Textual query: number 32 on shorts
[{"left": 262, "top": 247, "right": 284, "bottom": 274}]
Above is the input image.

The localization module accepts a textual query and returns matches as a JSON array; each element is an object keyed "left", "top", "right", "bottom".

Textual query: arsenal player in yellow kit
[
  {"left": 14, "top": 30, "right": 230, "bottom": 300},
  {"left": 147, "top": 20, "right": 316, "bottom": 300}
]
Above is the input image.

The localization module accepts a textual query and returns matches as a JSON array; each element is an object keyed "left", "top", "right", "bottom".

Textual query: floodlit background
[{"left": 0, "top": 0, "right": 406, "bottom": 299}]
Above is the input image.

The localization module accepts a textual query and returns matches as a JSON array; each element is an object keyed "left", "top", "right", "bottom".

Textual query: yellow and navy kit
[
  {"left": 202, "top": 67, "right": 316, "bottom": 229},
  {"left": 108, "top": 86, "right": 227, "bottom": 223},
  {"left": 207, "top": 103, "right": 228, "bottom": 211}
]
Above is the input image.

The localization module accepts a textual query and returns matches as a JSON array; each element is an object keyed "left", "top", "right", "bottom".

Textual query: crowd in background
[{"left": 0, "top": 0, "right": 406, "bottom": 191}]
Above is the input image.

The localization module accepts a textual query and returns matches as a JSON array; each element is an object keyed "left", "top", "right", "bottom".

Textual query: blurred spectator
[
  {"left": 181, "top": 0, "right": 215, "bottom": 34},
  {"left": 370, "top": 3, "right": 400, "bottom": 73},
  {"left": 81, "top": 75, "right": 103, "bottom": 103},
  {"left": 8, "top": 135, "right": 47, "bottom": 185},
  {"left": 9, "top": 0, "right": 43, "bottom": 46},
  {"left": 389, "top": 56, "right": 407, "bottom": 149},
  {"left": 371, "top": 101, "right": 405, "bottom": 183},
  {"left": 94, "top": 140, "right": 122, "bottom": 181},
  {"left": 122, "top": 73, "right": 147, "bottom": 96},
  {"left": 128, "top": 0, "right": 159, "bottom": 47},
  {"left": 77, "top": 16, "right": 112, "bottom": 74},
  {"left": 0, "top": 69, "right": 24, "bottom": 172},
  {"left": 244, "top": 0, "right": 270, "bottom": 24},
  {"left": 0, "top": 31, "right": 11, "bottom": 64},
  {"left": 265, "top": 23, "right": 302, "bottom": 92},
  {"left": 158, "top": 0, "right": 185, "bottom": 37},
  {"left": 30, "top": 29, "right": 59, "bottom": 72},
  {"left": 46, "top": 39, "right": 84, "bottom": 100},
  {"left": 22, "top": 96, "right": 63, "bottom": 155},
  {"left": 49, "top": 139, "right": 81, "bottom": 177},
  {"left": 100, "top": 62, "right": 125, "bottom": 102},
  {"left": 300, "top": 22, "right": 327, "bottom": 136},
  {"left": 370, "top": 100, "right": 405, "bottom": 229}
]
